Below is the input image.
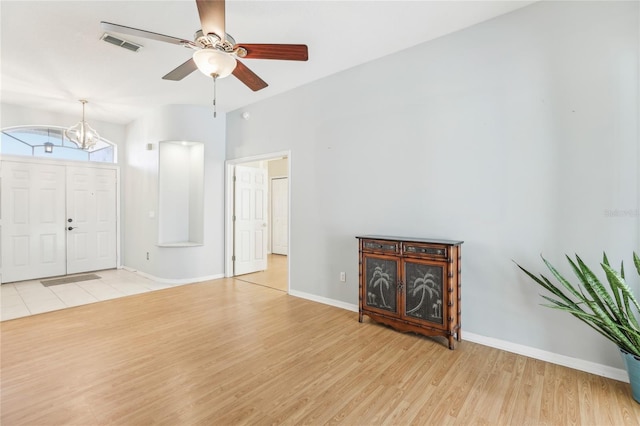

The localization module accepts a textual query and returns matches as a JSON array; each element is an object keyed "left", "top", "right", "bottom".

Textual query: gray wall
[
  {"left": 123, "top": 104, "right": 226, "bottom": 280},
  {"left": 226, "top": 1, "right": 639, "bottom": 368}
]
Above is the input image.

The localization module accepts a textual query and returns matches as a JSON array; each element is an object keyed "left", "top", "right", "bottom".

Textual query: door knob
[
  {"left": 68, "top": 227, "right": 75, "bottom": 231},
  {"left": 68, "top": 218, "right": 73, "bottom": 223}
]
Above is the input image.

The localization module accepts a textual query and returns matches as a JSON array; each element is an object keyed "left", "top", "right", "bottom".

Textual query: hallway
[{"left": 235, "top": 254, "right": 288, "bottom": 292}]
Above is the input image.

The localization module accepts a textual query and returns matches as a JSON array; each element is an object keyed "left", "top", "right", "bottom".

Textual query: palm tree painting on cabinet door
[
  {"left": 404, "top": 263, "right": 443, "bottom": 324},
  {"left": 365, "top": 259, "right": 397, "bottom": 313}
]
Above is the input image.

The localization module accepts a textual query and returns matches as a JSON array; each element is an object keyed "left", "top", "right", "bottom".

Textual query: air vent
[{"left": 101, "top": 33, "right": 142, "bottom": 52}]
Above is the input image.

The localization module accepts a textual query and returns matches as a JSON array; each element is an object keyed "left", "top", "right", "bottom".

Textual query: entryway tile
[
  {"left": 24, "top": 298, "right": 67, "bottom": 315},
  {"left": 76, "top": 282, "right": 126, "bottom": 301},
  {"left": 49, "top": 284, "right": 99, "bottom": 307},
  {"left": 1, "top": 303, "right": 31, "bottom": 321}
]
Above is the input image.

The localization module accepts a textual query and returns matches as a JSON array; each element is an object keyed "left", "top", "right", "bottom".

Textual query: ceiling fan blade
[
  {"left": 162, "top": 58, "right": 198, "bottom": 81},
  {"left": 101, "top": 21, "right": 192, "bottom": 46},
  {"left": 232, "top": 60, "right": 268, "bottom": 92},
  {"left": 235, "top": 44, "right": 308, "bottom": 61},
  {"left": 196, "top": 0, "right": 225, "bottom": 40}
]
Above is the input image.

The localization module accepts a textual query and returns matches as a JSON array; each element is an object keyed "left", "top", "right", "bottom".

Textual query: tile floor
[{"left": 1, "top": 269, "right": 180, "bottom": 321}]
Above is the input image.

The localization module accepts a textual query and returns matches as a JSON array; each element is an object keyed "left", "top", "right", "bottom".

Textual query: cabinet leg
[
  {"left": 448, "top": 335, "right": 455, "bottom": 350},
  {"left": 457, "top": 329, "right": 462, "bottom": 342},
  {"left": 359, "top": 312, "right": 363, "bottom": 323}
]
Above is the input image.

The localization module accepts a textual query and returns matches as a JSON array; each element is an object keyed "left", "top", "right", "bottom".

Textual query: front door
[
  {"left": 0, "top": 161, "right": 117, "bottom": 283},
  {"left": 66, "top": 167, "right": 117, "bottom": 274},
  {"left": 233, "top": 165, "right": 268, "bottom": 276}
]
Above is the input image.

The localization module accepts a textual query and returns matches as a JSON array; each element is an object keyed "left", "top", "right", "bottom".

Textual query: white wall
[
  {"left": 226, "top": 1, "right": 639, "bottom": 369},
  {"left": 123, "top": 104, "right": 226, "bottom": 281}
]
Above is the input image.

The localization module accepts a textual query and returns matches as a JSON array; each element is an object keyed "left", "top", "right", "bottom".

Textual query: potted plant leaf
[{"left": 516, "top": 252, "right": 640, "bottom": 403}]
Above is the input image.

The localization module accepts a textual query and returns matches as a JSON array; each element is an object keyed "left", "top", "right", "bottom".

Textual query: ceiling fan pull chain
[{"left": 212, "top": 74, "right": 218, "bottom": 118}]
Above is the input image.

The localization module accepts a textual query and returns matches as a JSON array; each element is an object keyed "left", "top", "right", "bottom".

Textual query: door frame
[
  {"left": 224, "top": 151, "right": 291, "bottom": 291},
  {"left": 0, "top": 155, "right": 122, "bottom": 282}
]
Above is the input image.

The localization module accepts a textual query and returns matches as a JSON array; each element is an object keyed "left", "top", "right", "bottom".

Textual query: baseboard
[
  {"left": 288, "top": 290, "right": 358, "bottom": 313},
  {"left": 463, "top": 331, "right": 629, "bottom": 383},
  {"left": 121, "top": 266, "right": 224, "bottom": 285},
  {"left": 287, "top": 289, "right": 628, "bottom": 383}
]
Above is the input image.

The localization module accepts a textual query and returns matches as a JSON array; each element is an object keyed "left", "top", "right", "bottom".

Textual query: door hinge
[
  {"left": 232, "top": 215, "right": 236, "bottom": 221},
  {"left": 233, "top": 176, "right": 237, "bottom": 182},
  {"left": 232, "top": 255, "right": 236, "bottom": 261}
]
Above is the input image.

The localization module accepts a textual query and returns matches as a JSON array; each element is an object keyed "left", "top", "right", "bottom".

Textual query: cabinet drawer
[
  {"left": 402, "top": 243, "right": 447, "bottom": 259},
  {"left": 361, "top": 239, "right": 400, "bottom": 254}
]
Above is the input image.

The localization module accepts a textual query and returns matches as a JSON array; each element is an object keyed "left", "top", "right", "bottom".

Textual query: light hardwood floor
[
  {"left": 235, "top": 254, "right": 288, "bottom": 292},
  {"left": 2, "top": 278, "right": 640, "bottom": 425}
]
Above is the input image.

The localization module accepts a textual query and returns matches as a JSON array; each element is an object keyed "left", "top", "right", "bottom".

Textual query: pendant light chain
[{"left": 212, "top": 75, "right": 218, "bottom": 118}]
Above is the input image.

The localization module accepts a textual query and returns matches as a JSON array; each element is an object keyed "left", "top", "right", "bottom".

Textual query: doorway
[
  {"left": 1, "top": 159, "right": 119, "bottom": 283},
  {"left": 225, "top": 152, "right": 290, "bottom": 293}
]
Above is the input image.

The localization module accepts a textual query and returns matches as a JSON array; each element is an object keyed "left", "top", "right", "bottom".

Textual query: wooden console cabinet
[{"left": 357, "top": 235, "right": 463, "bottom": 349}]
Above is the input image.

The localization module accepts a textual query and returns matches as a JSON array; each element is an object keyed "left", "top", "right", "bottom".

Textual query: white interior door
[
  {"left": 271, "top": 177, "right": 288, "bottom": 255},
  {"left": 1, "top": 161, "right": 67, "bottom": 282},
  {"left": 66, "top": 167, "right": 117, "bottom": 274},
  {"left": 234, "top": 165, "right": 268, "bottom": 275}
]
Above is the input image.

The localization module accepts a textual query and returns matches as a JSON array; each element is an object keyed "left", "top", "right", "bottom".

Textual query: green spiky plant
[{"left": 516, "top": 252, "right": 640, "bottom": 357}]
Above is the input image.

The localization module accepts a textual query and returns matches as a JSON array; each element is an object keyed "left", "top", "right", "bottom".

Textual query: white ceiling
[{"left": 1, "top": 0, "right": 535, "bottom": 125}]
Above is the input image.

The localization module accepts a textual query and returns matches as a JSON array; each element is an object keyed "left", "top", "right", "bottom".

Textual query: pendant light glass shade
[
  {"left": 65, "top": 99, "right": 100, "bottom": 150},
  {"left": 193, "top": 49, "right": 237, "bottom": 78}
]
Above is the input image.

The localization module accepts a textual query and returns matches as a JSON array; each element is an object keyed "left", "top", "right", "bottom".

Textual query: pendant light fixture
[
  {"left": 192, "top": 48, "right": 237, "bottom": 118},
  {"left": 65, "top": 99, "right": 100, "bottom": 150}
]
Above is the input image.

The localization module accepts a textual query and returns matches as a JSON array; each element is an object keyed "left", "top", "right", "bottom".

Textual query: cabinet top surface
[{"left": 356, "top": 235, "right": 464, "bottom": 245}]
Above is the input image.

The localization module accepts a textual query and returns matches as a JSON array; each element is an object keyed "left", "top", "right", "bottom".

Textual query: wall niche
[{"left": 158, "top": 141, "right": 204, "bottom": 246}]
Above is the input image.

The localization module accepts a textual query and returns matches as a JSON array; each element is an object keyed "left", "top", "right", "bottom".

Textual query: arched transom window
[{"left": 1, "top": 126, "right": 116, "bottom": 163}]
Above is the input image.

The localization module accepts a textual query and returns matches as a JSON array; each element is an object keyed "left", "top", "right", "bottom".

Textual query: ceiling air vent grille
[{"left": 101, "top": 33, "right": 142, "bottom": 52}]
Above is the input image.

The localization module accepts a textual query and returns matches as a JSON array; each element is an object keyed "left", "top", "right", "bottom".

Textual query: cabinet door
[
  {"left": 362, "top": 253, "right": 400, "bottom": 316},
  {"left": 402, "top": 259, "right": 447, "bottom": 328}
]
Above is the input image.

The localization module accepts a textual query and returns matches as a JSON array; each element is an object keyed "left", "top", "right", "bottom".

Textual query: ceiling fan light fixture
[
  {"left": 193, "top": 48, "right": 236, "bottom": 78},
  {"left": 65, "top": 99, "right": 100, "bottom": 151}
]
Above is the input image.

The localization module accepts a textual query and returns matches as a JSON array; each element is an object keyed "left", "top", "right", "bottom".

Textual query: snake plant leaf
[
  {"left": 515, "top": 261, "right": 576, "bottom": 306},
  {"left": 542, "top": 256, "right": 584, "bottom": 300},
  {"left": 582, "top": 297, "right": 637, "bottom": 350},
  {"left": 576, "top": 255, "right": 621, "bottom": 322},
  {"left": 601, "top": 263, "right": 640, "bottom": 340},
  {"left": 602, "top": 263, "right": 640, "bottom": 314},
  {"left": 634, "top": 252, "right": 640, "bottom": 276}
]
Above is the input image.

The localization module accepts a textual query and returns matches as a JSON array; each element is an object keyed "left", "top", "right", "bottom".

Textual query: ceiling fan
[{"left": 101, "top": 0, "right": 308, "bottom": 113}]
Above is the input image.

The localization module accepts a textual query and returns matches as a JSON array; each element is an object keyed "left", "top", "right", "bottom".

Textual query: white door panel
[
  {"left": 66, "top": 167, "right": 117, "bottom": 274},
  {"left": 1, "top": 162, "right": 66, "bottom": 282},
  {"left": 271, "top": 177, "right": 288, "bottom": 255},
  {"left": 234, "top": 165, "right": 268, "bottom": 275}
]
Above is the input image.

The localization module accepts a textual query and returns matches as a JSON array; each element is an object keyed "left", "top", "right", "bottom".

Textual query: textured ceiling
[{"left": 0, "top": 1, "right": 535, "bottom": 125}]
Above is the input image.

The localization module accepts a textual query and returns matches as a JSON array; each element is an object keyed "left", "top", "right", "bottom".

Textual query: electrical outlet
[{"left": 340, "top": 272, "right": 346, "bottom": 282}]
